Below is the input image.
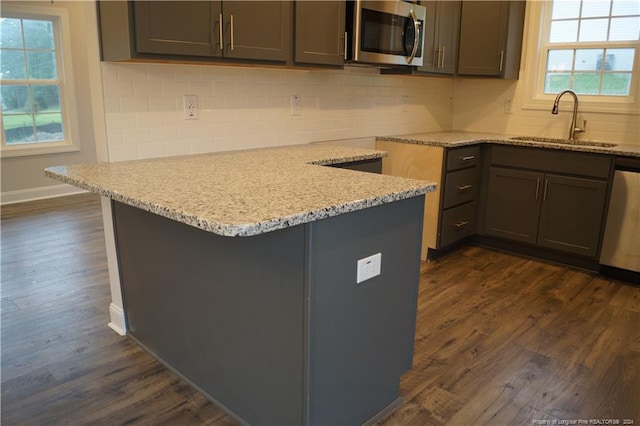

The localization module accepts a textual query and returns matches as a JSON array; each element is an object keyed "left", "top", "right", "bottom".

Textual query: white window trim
[
  {"left": 0, "top": 4, "right": 81, "bottom": 158},
  {"left": 522, "top": 0, "right": 640, "bottom": 116}
]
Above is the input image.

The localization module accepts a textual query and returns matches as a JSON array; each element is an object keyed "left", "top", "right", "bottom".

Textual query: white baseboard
[
  {"left": 1, "top": 183, "right": 87, "bottom": 205},
  {"left": 108, "top": 303, "right": 127, "bottom": 336}
]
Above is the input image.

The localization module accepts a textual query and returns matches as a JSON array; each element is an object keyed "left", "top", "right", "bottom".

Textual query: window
[
  {"left": 0, "top": 5, "right": 78, "bottom": 157},
  {"left": 524, "top": 0, "right": 640, "bottom": 114}
]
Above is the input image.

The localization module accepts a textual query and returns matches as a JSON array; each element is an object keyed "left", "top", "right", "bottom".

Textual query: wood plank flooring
[{"left": 2, "top": 194, "right": 639, "bottom": 425}]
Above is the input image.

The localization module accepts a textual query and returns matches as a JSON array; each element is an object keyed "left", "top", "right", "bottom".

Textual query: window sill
[{"left": 0, "top": 142, "right": 80, "bottom": 158}]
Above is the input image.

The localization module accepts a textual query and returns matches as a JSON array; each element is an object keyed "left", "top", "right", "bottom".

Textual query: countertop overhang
[
  {"left": 46, "top": 144, "right": 436, "bottom": 237},
  {"left": 378, "top": 131, "right": 640, "bottom": 158}
]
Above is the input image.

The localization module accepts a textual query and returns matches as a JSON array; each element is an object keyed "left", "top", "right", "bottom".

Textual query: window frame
[
  {"left": 0, "top": 4, "right": 80, "bottom": 158},
  {"left": 522, "top": 0, "right": 640, "bottom": 115}
]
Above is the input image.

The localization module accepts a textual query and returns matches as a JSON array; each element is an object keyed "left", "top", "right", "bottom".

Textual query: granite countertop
[
  {"left": 378, "top": 131, "right": 640, "bottom": 158},
  {"left": 46, "top": 144, "right": 436, "bottom": 237}
]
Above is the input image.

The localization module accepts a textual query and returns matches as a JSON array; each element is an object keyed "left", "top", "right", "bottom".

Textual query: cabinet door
[
  {"left": 222, "top": 1, "right": 292, "bottom": 61},
  {"left": 417, "top": 0, "right": 460, "bottom": 74},
  {"left": 537, "top": 175, "right": 608, "bottom": 258},
  {"left": 457, "top": 1, "right": 508, "bottom": 76},
  {"left": 418, "top": 0, "right": 438, "bottom": 72},
  {"left": 134, "top": 1, "right": 220, "bottom": 57},
  {"left": 484, "top": 167, "right": 544, "bottom": 244},
  {"left": 434, "top": 0, "right": 461, "bottom": 74},
  {"left": 295, "top": 1, "right": 345, "bottom": 66}
]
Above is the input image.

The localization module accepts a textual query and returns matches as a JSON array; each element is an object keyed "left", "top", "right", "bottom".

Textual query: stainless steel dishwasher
[{"left": 600, "top": 156, "right": 640, "bottom": 283}]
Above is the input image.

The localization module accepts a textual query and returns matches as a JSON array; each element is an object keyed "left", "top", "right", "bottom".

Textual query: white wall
[
  {"left": 452, "top": 2, "right": 640, "bottom": 146},
  {"left": 452, "top": 76, "right": 640, "bottom": 145},
  {"left": 100, "top": 63, "right": 454, "bottom": 162},
  {"left": 1, "top": 1, "right": 100, "bottom": 203}
]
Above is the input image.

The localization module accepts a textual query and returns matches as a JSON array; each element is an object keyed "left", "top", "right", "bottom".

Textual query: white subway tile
[
  {"left": 163, "top": 81, "right": 189, "bottom": 96},
  {"left": 147, "top": 64, "right": 176, "bottom": 81},
  {"left": 137, "top": 112, "right": 165, "bottom": 128},
  {"left": 109, "top": 144, "right": 138, "bottom": 162},
  {"left": 175, "top": 65, "right": 202, "bottom": 81},
  {"left": 134, "top": 80, "right": 163, "bottom": 97},
  {"left": 138, "top": 142, "right": 167, "bottom": 159},
  {"left": 118, "top": 64, "right": 148, "bottom": 81},
  {"left": 166, "top": 140, "right": 192, "bottom": 156},
  {"left": 122, "top": 128, "right": 152, "bottom": 144},
  {"left": 106, "top": 112, "right": 136, "bottom": 129},
  {"left": 121, "top": 97, "right": 149, "bottom": 113},
  {"left": 153, "top": 126, "right": 178, "bottom": 142},
  {"left": 187, "top": 81, "right": 214, "bottom": 96},
  {"left": 149, "top": 96, "right": 176, "bottom": 112},
  {"left": 178, "top": 125, "right": 205, "bottom": 140}
]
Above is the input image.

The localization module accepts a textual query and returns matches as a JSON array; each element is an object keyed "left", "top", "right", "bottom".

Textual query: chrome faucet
[{"left": 551, "top": 89, "right": 585, "bottom": 140}]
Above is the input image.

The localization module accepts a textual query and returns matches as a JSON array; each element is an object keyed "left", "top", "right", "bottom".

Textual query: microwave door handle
[{"left": 406, "top": 9, "right": 420, "bottom": 64}]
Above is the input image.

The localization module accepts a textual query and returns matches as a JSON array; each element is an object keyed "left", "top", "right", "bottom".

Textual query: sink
[{"left": 510, "top": 136, "right": 618, "bottom": 148}]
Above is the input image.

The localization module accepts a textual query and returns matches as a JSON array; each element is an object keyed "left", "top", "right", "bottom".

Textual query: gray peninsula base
[{"left": 112, "top": 195, "right": 425, "bottom": 425}]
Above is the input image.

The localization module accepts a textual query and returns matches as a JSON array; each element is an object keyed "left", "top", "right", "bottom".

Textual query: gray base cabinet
[
  {"left": 484, "top": 167, "right": 543, "bottom": 244},
  {"left": 112, "top": 195, "right": 424, "bottom": 425},
  {"left": 537, "top": 174, "right": 608, "bottom": 256},
  {"left": 438, "top": 145, "right": 480, "bottom": 247},
  {"left": 483, "top": 146, "right": 613, "bottom": 258}
]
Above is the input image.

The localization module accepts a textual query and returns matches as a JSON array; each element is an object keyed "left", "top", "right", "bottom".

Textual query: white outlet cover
[
  {"left": 184, "top": 95, "right": 198, "bottom": 120},
  {"left": 356, "top": 253, "right": 382, "bottom": 284}
]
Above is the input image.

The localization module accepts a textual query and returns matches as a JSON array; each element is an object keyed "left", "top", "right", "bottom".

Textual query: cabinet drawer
[
  {"left": 440, "top": 202, "right": 476, "bottom": 247},
  {"left": 443, "top": 167, "right": 479, "bottom": 209},
  {"left": 446, "top": 145, "right": 480, "bottom": 171}
]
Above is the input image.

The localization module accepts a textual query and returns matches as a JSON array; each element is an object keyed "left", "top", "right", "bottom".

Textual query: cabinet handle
[
  {"left": 455, "top": 221, "right": 469, "bottom": 229},
  {"left": 230, "top": 14, "right": 235, "bottom": 51},
  {"left": 543, "top": 178, "right": 549, "bottom": 202},
  {"left": 457, "top": 184, "right": 472, "bottom": 191},
  {"left": 499, "top": 50, "right": 504, "bottom": 72},
  {"left": 461, "top": 155, "right": 475, "bottom": 161},
  {"left": 433, "top": 47, "right": 439, "bottom": 68},
  {"left": 343, "top": 31, "right": 348, "bottom": 60},
  {"left": 218, "top": 13, "right": 224, "bottom": 49},
  {"left": 440, "top": 46, "right": 445, "bottom": 69},
  {"left": 535, "top": 177, "right": 541, "bottom": 200}
]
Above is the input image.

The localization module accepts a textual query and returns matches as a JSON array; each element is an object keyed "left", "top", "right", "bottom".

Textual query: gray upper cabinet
[
  {"left": 457, "top": 1, "right": 525, "bottom": 79},
  {"left": 222, "top": 1, "right": 291, "bottom": 61},
  {"left": 134, "top": 2, "right": 219, "bottom": 57},
  {"left": 98, "top": 1, "right": 292, "bottom": 63},
  {"left": 294, "top": 1, "right": 345, "bottom": 66},
  {"left": 417, "top": 0, "right": 460, "bottom": 75}
]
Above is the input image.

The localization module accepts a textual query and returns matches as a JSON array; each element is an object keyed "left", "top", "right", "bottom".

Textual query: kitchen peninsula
[{"left": 45, "top": 144, "right": 436, "bottom": 425}]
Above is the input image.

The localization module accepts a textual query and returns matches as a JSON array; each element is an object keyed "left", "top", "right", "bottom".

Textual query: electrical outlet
[
  {"left": 356, "top": 253, "right": 382, "bottom": 284},
  {"left": 504, "top": 99, "right": 513, "bottom": 114},
  {"left": 291, "top": 95, "right": 301, "bottom": 116},
  {"left": 183, "top": 95, "right": 198, "bottom": 120}
]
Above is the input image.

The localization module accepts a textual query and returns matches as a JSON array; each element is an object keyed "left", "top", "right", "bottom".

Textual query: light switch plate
[{"left": 357, "top": 253, "right": 382, "bottom": 284}]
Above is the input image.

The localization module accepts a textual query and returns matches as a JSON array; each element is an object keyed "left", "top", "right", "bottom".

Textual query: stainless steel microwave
[{"left": 345, "top": 0, "right": 426, "bottom": 67}]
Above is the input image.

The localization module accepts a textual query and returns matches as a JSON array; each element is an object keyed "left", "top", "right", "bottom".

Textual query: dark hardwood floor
[{"left": 2, "top": 194, "right": 639, "bottom": 425}]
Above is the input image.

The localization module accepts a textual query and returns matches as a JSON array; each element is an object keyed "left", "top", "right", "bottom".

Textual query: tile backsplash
[{"left": 101, "top": 63, "right": 453, "bottom": 162}]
